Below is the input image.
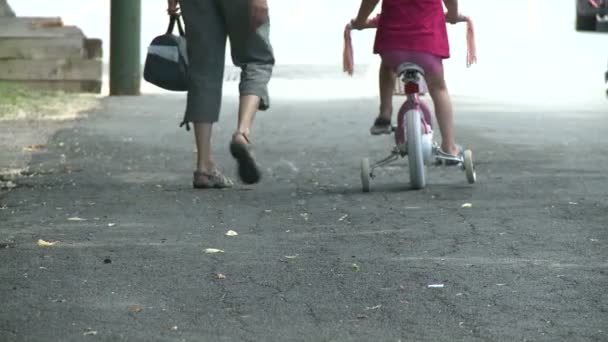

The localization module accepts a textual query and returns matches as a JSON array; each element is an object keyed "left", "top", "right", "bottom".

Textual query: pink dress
[{"left": 373, "top": 0, "right": 450, "bottom": 59}]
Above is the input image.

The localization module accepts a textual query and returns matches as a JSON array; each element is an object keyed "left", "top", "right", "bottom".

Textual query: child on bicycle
[{"left": 351, "top": 0, "right": 463, "bottom": 160}]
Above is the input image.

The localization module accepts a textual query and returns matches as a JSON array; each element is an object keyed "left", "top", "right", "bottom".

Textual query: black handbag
[{"left": 143, "top": 15, "right": 189, "bottom": 91}]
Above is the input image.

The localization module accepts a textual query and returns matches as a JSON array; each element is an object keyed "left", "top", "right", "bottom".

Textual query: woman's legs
[
  {"left": 181, "top": 0, "right": 232, "bottom": 188},
  {"left": 229, "top": 94, "right": 262, "bottom": 184},
  {"left": 194, "top": 123, "right": 215, "bottom": 173},
  {"left": 232, "top": 95, "right": 260, "bottom": 144},
  {"left": 221, "top": 0, "right": 275, "bottom": 184},
  {"left": 192, "top": 122, "right": 232, "bottom": 188}
]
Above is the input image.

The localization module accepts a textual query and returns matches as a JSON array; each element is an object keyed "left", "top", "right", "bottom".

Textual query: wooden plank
[
  {"left": 0, "top": 37, "right": 85, "bottom": 59},
  {"left": 5, "top": 80, "right": 102, "bottom": 93},
  {"left": 0, "top": 18, "right": 83, "bottom": 38},
  {"left": 29, "top": 17, "right": 64, "bottom": 28},
  {"left": 0, "top": 26, "right": 84, "bottom": 39},
  {"left": 0, "top": 59, "right": 102, "bottom": 81},
  {"left": 0, "top": 17, "right": 63, "bottom": 26}
]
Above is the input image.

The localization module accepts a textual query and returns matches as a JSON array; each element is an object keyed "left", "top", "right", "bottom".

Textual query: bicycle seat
[{"left": 396, "top": 63, "right": 425, "bottom": 78}]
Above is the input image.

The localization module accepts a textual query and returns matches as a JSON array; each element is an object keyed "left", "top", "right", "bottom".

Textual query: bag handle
[{"left": 166, "top": 14, "right": 185, "bottom": 36}]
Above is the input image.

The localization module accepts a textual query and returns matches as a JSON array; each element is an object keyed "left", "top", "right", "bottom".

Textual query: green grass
[{"left": 0, "top": 82, "right": 97, "bottom": 121}]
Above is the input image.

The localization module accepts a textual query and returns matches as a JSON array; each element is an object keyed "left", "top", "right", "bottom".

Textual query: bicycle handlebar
[
  {"left": 449, "top": 14, "right": 472, "bottom": 24},
  {"left": 349, "top": 13, "right": 471, "bottom": 31}
]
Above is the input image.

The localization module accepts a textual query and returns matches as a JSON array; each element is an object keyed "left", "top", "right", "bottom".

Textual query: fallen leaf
[
  {"left": 204, "top": 248, "right": 224, "bottom": 254},
  {"left": 461, "top": 203, "right": 472, "bottom": 208},
  {"left": 365, "top": 305, "right": 382, "bottom": 310},
  {"left": 128, "top": 305, "right": 143, "bottom": 313},
  {"left": 225, "top": 230, "right": 238, "bottom": 237},
  {"left": 37, "top": 239, "right": 58, "bottom": 247},
  {"left": 23, "top": 144, "right": 46, "bottom": 152},
  {"left": 0, "top": 181, "right": 16, "bottom": 189},
  {"left": 67, "top": 217, "right": 86, "bottom": 221},
  {"left": 0, "top": 240, "right": 16, "bottom": 249},
  {"left": 216, "top": 273, "right": 226, "bottom": 279}
]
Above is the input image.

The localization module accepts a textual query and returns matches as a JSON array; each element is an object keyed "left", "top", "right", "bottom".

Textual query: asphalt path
[{"left": 1, "top": 90, "right": 607, "bottom": 341}]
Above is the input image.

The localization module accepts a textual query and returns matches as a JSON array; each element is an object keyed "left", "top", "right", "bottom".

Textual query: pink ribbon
[{"left": 343, "top": 14, "right": 477, "bottom": 75}]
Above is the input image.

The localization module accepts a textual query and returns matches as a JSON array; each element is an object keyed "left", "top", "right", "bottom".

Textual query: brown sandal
[
  {"left": 193, "top": 170, "right": 233, "bottom": 189},
  {"left": 229, "top": 132, "right": 261, "bottom": 184}
]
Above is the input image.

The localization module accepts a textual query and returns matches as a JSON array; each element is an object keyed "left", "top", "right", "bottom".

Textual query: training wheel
[
  {"left": 463, "top": 150, "right": 476, "bottom": 184},
  {"left": 361, "top": 158, "right": 371, "bottom": 192}
]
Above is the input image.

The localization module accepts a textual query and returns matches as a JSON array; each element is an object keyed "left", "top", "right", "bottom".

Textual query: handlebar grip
[{"left": 445, "top": 13, "right": 469, "bottom": 23}]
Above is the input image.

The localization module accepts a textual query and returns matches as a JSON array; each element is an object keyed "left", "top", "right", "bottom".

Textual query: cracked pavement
[{"left": 1, "top": 91, "right": 607, "bottom": 341}]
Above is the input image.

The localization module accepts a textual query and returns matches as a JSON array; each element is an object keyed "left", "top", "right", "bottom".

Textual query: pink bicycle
[
  {"left": 345, "top": 15, "right": 478, "bottom": 191},
  {"left": 360, "top": 61, "right": 476, "bottom": 191}
]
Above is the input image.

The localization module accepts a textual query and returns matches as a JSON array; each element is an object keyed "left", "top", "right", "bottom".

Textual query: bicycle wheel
[
  {"left": 406, "top": 109, "right": 426, "bottom": 189},
  {"left": 463, "top": 149, "right": 476, "bottom": 184},
  {"left": 576, "top": 13, "right": 596, "bottom": 31}
]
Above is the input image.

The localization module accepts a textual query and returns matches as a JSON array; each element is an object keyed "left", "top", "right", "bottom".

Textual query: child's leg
[
  {"left": 425, "top": 72, "right": 459, "bottom": 156},
  {"left": 379, "top": 61, "right": 396, "bottom": 121},
  {"left": 370, "top": 62, "right": 397, "bottom": 135}
]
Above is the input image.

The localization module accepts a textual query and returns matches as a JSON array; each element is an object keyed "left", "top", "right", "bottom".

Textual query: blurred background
[{"left": 9, "top": 0, "right": 608, "bottom": 104}]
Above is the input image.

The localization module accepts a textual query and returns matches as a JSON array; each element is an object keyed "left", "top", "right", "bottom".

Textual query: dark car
[
  {"left": 576, "top": 0, "right": 608, "bottom": 32},
  {"left": 576, "top": 1, "right": 608, "bottom": 96}
]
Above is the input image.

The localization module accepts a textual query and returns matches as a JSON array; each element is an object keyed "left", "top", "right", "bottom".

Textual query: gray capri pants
[{"left": 180, "top": 0, "right": 275, "bottom": 124}]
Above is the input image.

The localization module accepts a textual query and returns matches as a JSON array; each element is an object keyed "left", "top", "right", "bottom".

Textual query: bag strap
[{"left": 166, "top": 14, "right": 185, "bottom": 36}]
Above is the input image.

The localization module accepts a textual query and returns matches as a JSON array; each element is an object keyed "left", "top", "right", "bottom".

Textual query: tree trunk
[{"left": 0, "top": 0, "right": 15, "bottom": 17}]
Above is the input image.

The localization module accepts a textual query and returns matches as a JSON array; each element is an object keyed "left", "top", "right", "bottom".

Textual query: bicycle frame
[
  {"left": 358, "top": 16, "right": 478, "bottom": 191},
  {"left": 394, "top": 65, "right": 433, "bottom": 155}
]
